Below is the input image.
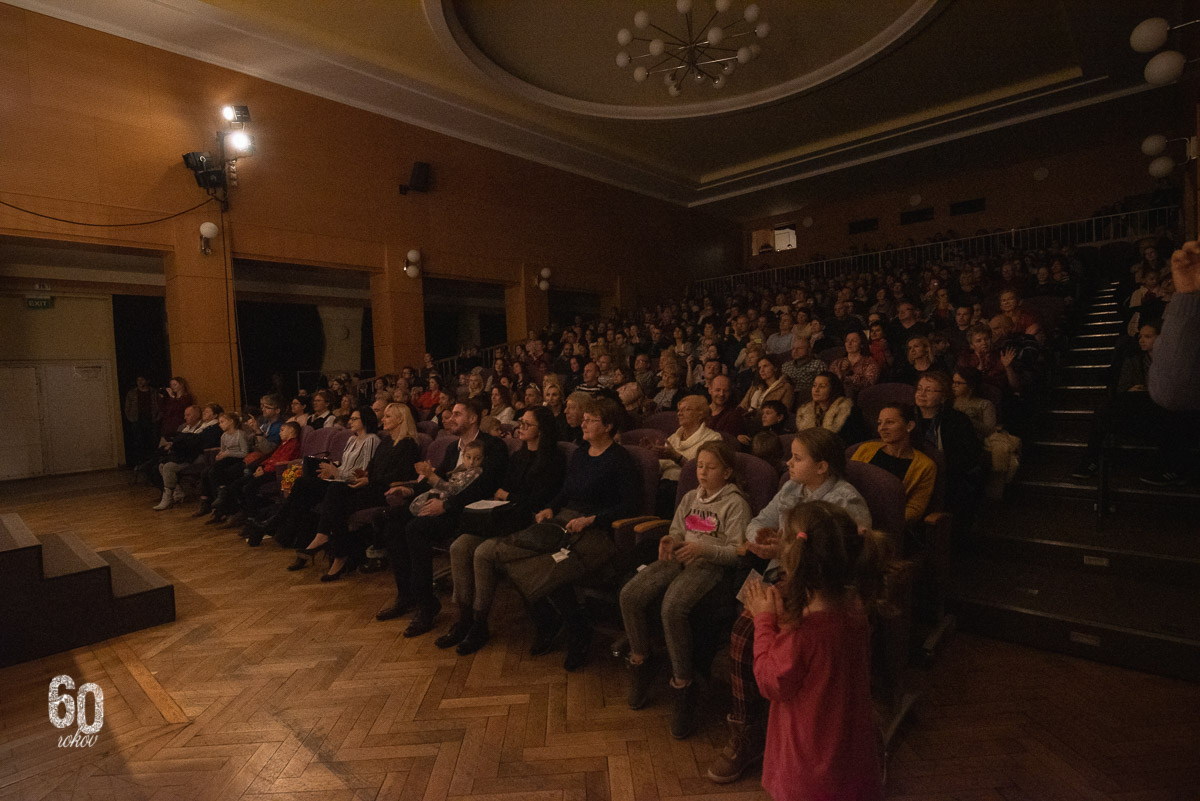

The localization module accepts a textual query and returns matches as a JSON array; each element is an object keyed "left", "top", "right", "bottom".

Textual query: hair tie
[{"left": 795, "top": 530, "right": 808, "bottom": 541}]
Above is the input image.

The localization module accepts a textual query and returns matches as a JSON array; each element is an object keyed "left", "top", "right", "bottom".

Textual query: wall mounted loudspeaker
[{"left": 399, "top": 161, "right": 431, "bottom": 195}]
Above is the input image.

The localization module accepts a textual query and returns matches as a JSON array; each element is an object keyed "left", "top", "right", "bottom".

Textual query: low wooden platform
[{"left": 0, "top": 473, "right": 1197, "bottom": 800}]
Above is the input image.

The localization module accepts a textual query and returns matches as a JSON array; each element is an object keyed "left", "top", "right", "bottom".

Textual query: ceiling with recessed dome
[{"left": 2, "top": 0, "right": 1182, "bottom": 219}]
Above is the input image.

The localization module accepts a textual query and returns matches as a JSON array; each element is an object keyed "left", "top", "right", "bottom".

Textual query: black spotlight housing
[{"left": 182, "top": 151, "right": 213, "bottom": 171}]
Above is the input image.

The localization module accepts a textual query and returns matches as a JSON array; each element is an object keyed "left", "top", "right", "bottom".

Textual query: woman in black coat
[{"left": 433, "top": 405, "right": 567, "bottom": 653}]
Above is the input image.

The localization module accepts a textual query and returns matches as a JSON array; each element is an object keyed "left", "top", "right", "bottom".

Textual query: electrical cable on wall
[{"left": 0, "top": 196, "right": 216, "bottom": 227}]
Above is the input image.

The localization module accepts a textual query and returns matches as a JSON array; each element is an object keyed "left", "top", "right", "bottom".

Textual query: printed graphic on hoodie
[{"left": 684, "top": 510, "right": 719, "bottom": 537}]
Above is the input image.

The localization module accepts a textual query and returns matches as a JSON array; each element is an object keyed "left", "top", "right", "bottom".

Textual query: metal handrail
[{"left": 691, "top": 205, "right": 1180, "bottom": 296}]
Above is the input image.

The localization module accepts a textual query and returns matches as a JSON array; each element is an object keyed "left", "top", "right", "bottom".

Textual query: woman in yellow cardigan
[{"left": 851, "top": 403, "right": 936, "bottom": 524}]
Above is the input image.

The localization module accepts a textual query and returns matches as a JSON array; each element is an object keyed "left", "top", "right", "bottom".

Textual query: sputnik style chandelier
[{"left": 615, "top": 0, "right": 770, "bottom": 97}]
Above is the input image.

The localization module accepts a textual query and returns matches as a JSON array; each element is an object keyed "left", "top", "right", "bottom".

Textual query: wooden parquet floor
[{"left": 1, "top": 473, "right": 1198, "bottom": 801}]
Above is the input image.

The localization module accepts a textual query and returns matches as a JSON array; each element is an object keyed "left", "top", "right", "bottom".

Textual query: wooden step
[
  {"left": 98, "top": 548, "right": 175, "bottom": 636},
  {"left": 952, "top": 557, "right": 1200, "bottom": 682},
  {"left": 0, "top": 513, "right": 40, "bottom": 580},
  {"left": 0, "top": 521, "right": 176, "bottom": 668},
  {"left": 972, "top": 499, "right": 1200, "bottom": 586}
]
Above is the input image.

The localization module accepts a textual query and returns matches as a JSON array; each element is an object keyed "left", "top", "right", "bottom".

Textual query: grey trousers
[
  {"left": 618, "top": 558, "right": 725, "bottom": 682},
  {"left": 449, "top": 533, "right": 488, "bottom": 608},
  {"left": 159, "top": 459, "right": 194, "bottom": 490}
]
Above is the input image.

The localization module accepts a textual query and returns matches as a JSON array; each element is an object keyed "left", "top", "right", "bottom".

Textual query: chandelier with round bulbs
[{"left": 615, "top": 0, "right": 769, "bottom": 97}]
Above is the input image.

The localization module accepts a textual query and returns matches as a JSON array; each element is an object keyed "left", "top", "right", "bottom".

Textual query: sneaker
[
  {"left": 1070, "top": 460, "right": 1098, "bottom": 480},
  {"left": 1140, "top": 470, "right": 1184, "bottom": 487}
]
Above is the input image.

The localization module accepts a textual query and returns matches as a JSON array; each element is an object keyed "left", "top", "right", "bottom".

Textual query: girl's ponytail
[{"left": 777, "top": 502, "right": 900, "bottom": 619}]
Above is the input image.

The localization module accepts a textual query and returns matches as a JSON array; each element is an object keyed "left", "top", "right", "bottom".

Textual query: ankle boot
[
  {"left": 669, "top": 680, "right": 698, "bottom": 740},
  {"left": 705, "top": 714, "right": 765, "bottom": 784},
  {"left": 455, "top": 617, "right": 490, "bottom": 656},
  {"left": 434, "top": 606, "right": 474, "bottom": 650},
  {"left": 153, "top": 488, "right": 173, "bottom": 511},
  {"left": 626, "top": 656, "right": 657, "bottom": 710},
  {"left": 528, "top": 598, "right": 562, "bottom": 656},
  {"left": 557, "top": 593, "right": 592, "bottom": 672},
  {"left": 191, "top": 497, "right": 212, "bottom": 518}
]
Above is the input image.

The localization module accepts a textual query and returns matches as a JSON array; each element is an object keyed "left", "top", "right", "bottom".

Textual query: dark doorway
[
  {"left": 548, "top": 288, "right": 600, "bottom": 328},
  {"left": 112, "top": 294, "right": 170, "bottom": 465},
  {"left": 235, "top": 301, "right": 324, "bottom": 402},
  {"left": 422, "top": 278, "right": 507, "bottom": 359}
]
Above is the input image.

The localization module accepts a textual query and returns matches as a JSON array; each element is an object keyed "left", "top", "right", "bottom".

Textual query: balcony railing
[{"left": 691, "top": 205, "right": 1180, "bottom": 296}]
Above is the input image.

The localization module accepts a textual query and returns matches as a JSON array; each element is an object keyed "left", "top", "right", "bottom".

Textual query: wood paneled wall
[{"left": 0, "top": 4, "right": 739, "bottom": 407}]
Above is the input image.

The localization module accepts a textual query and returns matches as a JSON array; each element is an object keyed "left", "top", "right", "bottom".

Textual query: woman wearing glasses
[
  {"left": 433, "top": 405, "right": 567, "bottom": 654},
  {"left": 461, "top": 396, "right": 639, "bottom": 671},
  {"left": 272, "top": 406, "right": 380, "bottom": 557}
]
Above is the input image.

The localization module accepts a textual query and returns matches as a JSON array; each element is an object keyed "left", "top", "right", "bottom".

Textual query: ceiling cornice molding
[
  {"left": 687, "top": 78, "right": 1157, "bottom": 208},
  {"left": 427, "top": 0, "right": 945, "bottom": 121},
  {"left": 3, "top": 0, "right": 700, "bottom": 203}
]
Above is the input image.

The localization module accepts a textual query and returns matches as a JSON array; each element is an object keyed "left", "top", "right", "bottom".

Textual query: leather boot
[
  {"left": 705, "top": 713, "right": 765, "bottom": 784},
  {"left": 528, "top": 599, "right": 562, "bottom": 656},
  {"left": 455, "top": 617, "right": 490, "bottom": 656},
  {"left": 434, "top": 606, "right": 474, "bottom": 650},
  {"left": 153, "top": 488, "right": 173, "bottom": 511}
]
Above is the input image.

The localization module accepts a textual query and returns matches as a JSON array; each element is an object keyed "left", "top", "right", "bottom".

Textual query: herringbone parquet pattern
[{"left": 1, "top": 472, "right": 1197, "bottom": 801}]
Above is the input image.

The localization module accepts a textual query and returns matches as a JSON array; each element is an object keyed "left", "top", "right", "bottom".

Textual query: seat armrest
[
  {"left": 632, "top": 519, "right": 670, "bottom": 545},
  {"left": 612, "top": 515, "right": 657, "bottom": 551}
]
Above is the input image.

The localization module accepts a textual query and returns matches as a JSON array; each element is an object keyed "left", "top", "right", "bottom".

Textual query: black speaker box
[{"left": 400, "top": 161, "right": 431, "bottom": 194}]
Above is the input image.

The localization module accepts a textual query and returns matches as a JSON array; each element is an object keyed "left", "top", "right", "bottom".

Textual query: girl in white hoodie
[{"left": 619, "top": 439, "right": 751, "bottom": 738}]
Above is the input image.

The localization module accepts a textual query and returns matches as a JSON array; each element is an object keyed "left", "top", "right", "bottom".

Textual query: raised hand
[{"left": 1171, "top": 241, "right": 1200, "bottom": 293}]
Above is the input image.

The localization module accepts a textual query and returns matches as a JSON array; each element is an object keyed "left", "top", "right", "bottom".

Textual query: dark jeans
[
  {"left": 224, "top": 472, "right": 275, "bottom": 516},
  {"left": 384, "top": 506, "right": 460, "bottom": 607},
  {"left": 323, "top": 482, "right": 387, "bottom": 559},
  {"left": 201, "top": 457, "right": 246, "bottom": 498},
  {"left": 276, "top": 475, "right": 331, "bottom": 549}
]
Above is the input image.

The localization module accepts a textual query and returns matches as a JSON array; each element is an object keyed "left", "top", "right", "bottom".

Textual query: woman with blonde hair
[{"left": 289, "top": 402, "right": 420, "bottom": 575}]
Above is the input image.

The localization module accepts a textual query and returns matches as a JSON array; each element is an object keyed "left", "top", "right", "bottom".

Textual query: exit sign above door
[{"left": 26, "top": 296, "right": 54, "bottom": 310}]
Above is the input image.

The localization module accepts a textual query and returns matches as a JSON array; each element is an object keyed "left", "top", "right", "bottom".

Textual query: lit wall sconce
[
  {"left": 538, "top": 267, "right": 551, "bottom": 291},
  {"left": 1130, "top": 17, "right": 1198, "bottom": 85},
  {"left": 404, "top": 249, "right": 422, "bottom": 278},
  {"left": 1141, "top": 134, "right": 1196, "bottom": 178},
  {"left": 908, "top": 194, "right": 923, "bottom": 208},
  {"left": 199, "top": 221, "right": 219, "bottom": 255}
]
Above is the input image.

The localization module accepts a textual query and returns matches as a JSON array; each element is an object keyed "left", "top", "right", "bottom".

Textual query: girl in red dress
[{"left": 743, "top": 501, "right": 891, "bottom": 801}]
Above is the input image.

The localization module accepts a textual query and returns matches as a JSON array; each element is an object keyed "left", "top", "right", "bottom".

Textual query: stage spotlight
[{"left": 221, "top": 105, "right": 251, "bottom": 124}]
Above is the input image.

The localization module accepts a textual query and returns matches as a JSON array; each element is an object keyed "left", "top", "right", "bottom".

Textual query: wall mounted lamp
[
  {"left": 538, "top": 267, "right": 551, "bottom": 291},
  {"left": 1141, "top": 134, "right": 1197, "bottom": 178},
  {"left": 404, "top": 249, "right": 422, "bottom": 278},
  {"left": 1131, "top": 17, "right": 1199, "bottom": 85},
  {"left": 199, "top": 221, "right": 219, "bottom": 255}
]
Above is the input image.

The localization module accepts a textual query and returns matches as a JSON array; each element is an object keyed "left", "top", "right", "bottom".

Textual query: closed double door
[{"left": 0, "top": 362, "right": 119, "bottom": 481}]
